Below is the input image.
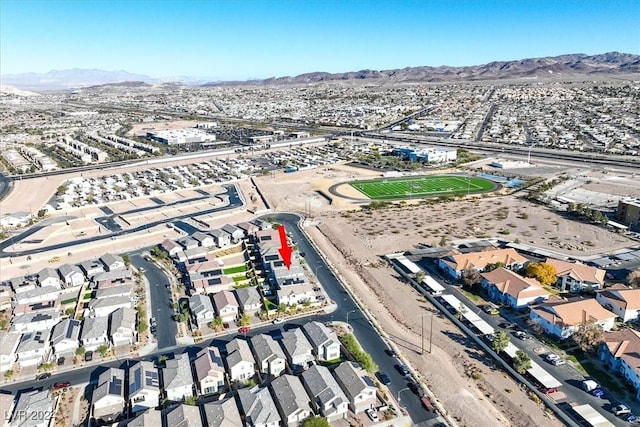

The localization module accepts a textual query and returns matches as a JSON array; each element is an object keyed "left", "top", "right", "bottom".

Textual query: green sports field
[{"left": 350, "top": 175, "right": 496, "bottom": 200}]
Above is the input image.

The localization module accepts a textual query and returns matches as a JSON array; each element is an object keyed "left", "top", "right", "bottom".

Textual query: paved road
[
  {"left": 130, "top": 253, "right": 177, "bottom": 350},
  {"left": 0, "top": 172, "right": 12, "bottom": 201},
  {"left": 0, "top": 184, "right": 242, "bottom": 258}
]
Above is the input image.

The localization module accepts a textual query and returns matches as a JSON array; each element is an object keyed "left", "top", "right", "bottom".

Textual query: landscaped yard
[
  {"left": 350, "top": 175, "right": 496, "bottom": 200},
  {"left": 223, "top": 264, "right": 248, "bottom": 275}
]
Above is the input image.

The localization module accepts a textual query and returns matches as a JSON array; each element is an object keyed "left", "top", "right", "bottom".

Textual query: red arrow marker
[{"left": 277, "top": 224, "right": 292, "bottom": 270}]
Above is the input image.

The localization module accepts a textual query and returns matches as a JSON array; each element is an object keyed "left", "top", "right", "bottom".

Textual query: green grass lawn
[
  {"left": 350, "top": 175, "right": 496, "bottom": 200},
  {"left": 223, "top": 264, "right": 248, "bottom": 275}
]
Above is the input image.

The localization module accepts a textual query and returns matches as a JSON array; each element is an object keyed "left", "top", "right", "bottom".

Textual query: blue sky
[{"left": 1, "top": 0, "right": 638, "bottom": 80}]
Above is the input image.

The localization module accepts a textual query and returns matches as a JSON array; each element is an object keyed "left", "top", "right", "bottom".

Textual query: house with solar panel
[
  {"left": 333, "top": 361, "right": 377, "bottom": 414},
  {"left": 129, "top": 360, "right": 160, "bottom": 413},
  {"left": 193, "top": 346, "right": 226, "bottom": 396},
  {"left": 91, "top": 367, "right": 126, "bottom": 424},
  {"left": 50, "top": 318, "right": 81, "bottom": 359}
]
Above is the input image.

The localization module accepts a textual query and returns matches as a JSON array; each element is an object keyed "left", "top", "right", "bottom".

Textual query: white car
[
  {"left": 551, "top": 358, "right": 566, "bottom": 366},
  {"left": 366, "top": 408, "right": 379, "bottom": 423},
  {"left": 544, "top": 354, "right": 560, "bottom": 362},
  {"left": 272, "top": 318, "right": 284, "bottom": 325},
  {"left": 614, "top": 404, "right": 632, "bottom": 416}
]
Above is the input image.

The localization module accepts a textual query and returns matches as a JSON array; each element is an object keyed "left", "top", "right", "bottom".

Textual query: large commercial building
[
  {"left": 391, "top": 146, "right": 457, "bottom": 163},
  {"left": 617, "top": 198, "right": 640, "bottom": 229},
  {"left": 146, "top": 128, "right": 216, "bottom": 145}
]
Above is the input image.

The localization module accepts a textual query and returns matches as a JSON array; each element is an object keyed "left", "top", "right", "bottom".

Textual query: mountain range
[{"left": 1, "top": 52, "right": 638, "bottom": 91}]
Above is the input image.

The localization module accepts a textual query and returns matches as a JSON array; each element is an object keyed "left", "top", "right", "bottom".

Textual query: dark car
[
  {"left": 395, "top": 364, "right": 411, "bottom": 376},
  {"left": 84, "top": 351, "right": 94, "bottom": 362},
  {"left": 384, "top": 348, "right": 397, "bottom": 357},
  {"left": 53, "top": 381, "right": 71, "bottom": 390},
  {"left": 499, "top": 322, "right": 518, "bottom": 329},
  {"left": 590, "top": 388, "right": 606, "bottom": 398},
  {"left": 57, "top": 357, "right": 65, "bottom": 366},
  {"left": 36, "top": 373, "right": 51, "bottom": 380},
  {"left": 408, "top": 381, "right": 425, "bottom": 397},
  {"left": 376, "top": 372, "right": 391, "bottom": 385}
]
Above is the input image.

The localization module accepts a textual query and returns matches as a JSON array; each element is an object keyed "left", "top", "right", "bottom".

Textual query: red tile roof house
[
  {"left": 481, "top": 268, "right": 550, "bottom": 309},
  {"left": 596, "top": 284, "right": 640, "bottom": 322},
  {"left": 544, "top": 258, "right": 606, "bottom": 292},
  {"left": 598, "top": 329, "right": 640, "bottom": 401},
  {"left": 438, "top": 248, "right": 528, "bottom": 280},
  {"left": 529, "top": 298, "right": 616, "bottom": 339}
]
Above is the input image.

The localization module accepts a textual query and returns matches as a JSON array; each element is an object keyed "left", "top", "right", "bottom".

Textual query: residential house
[
  {"left": 8, "top": 389, "right": 53, "bottom": 427},
  {"left": 10, "top": 309, "right": 59, "bottom": 333},
  {"left": 58, "top": 264, "right": 85, "bottom": 288},
  {"left": 481, "top": 268, "right": 550, "bottom": 309},
  {"left": 0, "top": 281, "right": 13, "bottom": 311},
  {"left": 9, "top": 276, "right": 37, "bottom": 294},
  {"left": 190, "top": 274, "right": 234, "bottom": 295},
  {"left": 302, "top": 321, "right": 340, "bottom": 362},
  {"left": 225, "top": 338, "right": 255, "bottom": 382},
  {"left": 121, "top": 409, "right": 161, "bottom": 427},
  {"left": 165, "top": 404, "right": 204, "bottom": 427},
  {"left": 530, "top": 298, "right": 617, "bottom": 339},
  {"left": 160, "top": 239, "right": 183, "bottom": 257},
  {"left": 281, "top": 328, "right": 314, "bottom": 372},
  {"left": 92, "top": 367, "right": 126, "bottom": 424},
  {"left": 100, "top": 253, "right": 126, "bottom": 272},
  {"left": 301, "top": 365, "right": 349, "bottom": 421},
  {"left": 193, "top": 346, "right": 225, "bottom": 396},
  {"left": 545, "top": 258, "right": 606, "bottom": 292},
  {"left": 0, "top": 332, "right": 21, "bottom": 373},
  {"left": 235, "top": 287, "right": 262, "bottom": 313},
  {"left": 271, "top": 264, "right": 308, "bottom": 289},
  {"left": 128, "top": 360, "right": 160, "bottom": 414},
  {"left": 185, "top": 246, "right": 209, "bottom": 261},
  {"left": 79, "top": 259, "right": 106, "bottom": 279},
  {"left": 163, "top": 354, "right": 194, "bottom": 402},
  {"left": 13, "top": 285, "right": 60, "bottom": 307},
  {"left": 95, "top": 284, "right": 132, "bottom": 300},
  {"left": 80, "top": 316, "right": 109, "bottom": 351},
  {"left": 192, "top": 231, "right": 215, "bottom": 248},
  {"left": 237, "top": 386, "right": 281, "bottom": 427},
  {"left": 210, "top": 229, "right": 231, "bottom": 248},
  {"left": 202, "top": 397, "right": 243, "bottom": 427},
  {"left": 37, "top": 267, "right": 61, "bottom": 288},
  {"left": 50, "top": 318, "right": 81, "bottom": 358},
  {"left": 189, "top": 294, "right": 216, "bottom": 328},
  {"left": 598, "top": 329, "right": 640, "bottom": 400},
  {"left": 221, "top": 224, "right": 245, "bottom": 243},
  {"left": 93, "top": 270, "right": 134, "bottom": 289},
  {"left": 213, "top": 291, "right": 239, "bottom": 323},
  {"left": 177, "top": 236, "right": 199, "bottom": 251},
  {"left": 88, "top": 295, "right": 132, "bottom": 317},
  {"left": 109, "top": 307, "right": 137, "bottom": 347},
  {"left": 438, "top": 248, "right": 528, "bottom": 279},
  {"left": 333, "top": 361, "right": 377, "bottom": 414},
  {"left": 237, "top": 222, "right": 259, "bottom": 236},
  {"left": 277, "top": 283, "right": 316, "bottom": 307},
  {"left": 15, "top": 330, "right": 50, "bottom": 368},
  {"left": 596, "top": 284, "right": 640, "bottom": 322},
  {"left": 251, "top": 219, "right": 271, "bottom": 231},
  {"left": 250, "top": 334, "right": 286, "bottom": 378},
  {"left": 270, "top": 374, "right": 313, "bottom": 425}
]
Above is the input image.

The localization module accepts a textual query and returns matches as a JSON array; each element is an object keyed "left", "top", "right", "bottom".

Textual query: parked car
[
  {"left": 544, "top": 354, "right": 560, "bottom": 363},
  {"left": 385, "top": 348, "right": 397, "bottom": 357},
  {"left": 238, "top": 327, "right": 251, "bottom": 334},
  {"left": 53, "top": 381, "right": 71, "bottom": 390},
  {"left": 395, "top": 364, "right": 411, "bottom": 376},
  {"left": 150, "top": 317, "right": 157, "bottom": 326},
  {"left": 408, "top": 381, "right": 425, "bottom": 397},
  {"left": 582, "top": 380, "right": 600, "bottom": 392},
  {"left": 420, "top": 396, "right": 435, "bottom": 412},
  {"left": 614, "top": 404, "right": 632, "bottom": 416},
  {"left": 36, "top": 373, "right": 51, "bottom": 381},
  {"left": 376, "top": 372, "right": 391, "bottom": 385},
  {"left": 513, "top": 331, "right": 529, "bottom": 340},
  {"left": 85, "top": 351, "right": 94, "bottom": 362},
  {"left": 591, "top": 388, "right": 606, "bottom": 399},
  {"left": 499, "top": 322, "right": 518, "bottom": 329},
  {"left": 483, "top": 305, "right": 499, "bottom": 315},
  {"left": 365, "top": 408, "right": 379, "bottom": 422},
  {"left": 623, "top": 413, "right": 639, "bottom": 423},
  {"left": 272, "top": 318, "right": 284, "bottom": 325},
  {"left": 57, "top": 357, "right": 65, "bottom": 366},
  {"left": 551, "top": 358, "right": 566, "bottom": 366}
]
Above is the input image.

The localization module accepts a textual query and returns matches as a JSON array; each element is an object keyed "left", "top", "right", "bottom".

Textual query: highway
[
  {"left": 0, "top": 213, "right": 440, "bottom": 426},
  {"left": 0, "top": 184, "right": 242, "bottom": 258}
]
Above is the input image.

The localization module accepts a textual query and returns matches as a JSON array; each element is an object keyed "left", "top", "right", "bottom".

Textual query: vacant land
[{"left": 350, "top": 175, "right": 496, "bottom": 200}]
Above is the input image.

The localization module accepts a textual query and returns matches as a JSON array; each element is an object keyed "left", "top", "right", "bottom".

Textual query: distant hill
[
  {"left": 0, "top": 68, "right": 154, "bottom": 91},
  {"left": 204, "top": 52, "right": 640, "bottom": 86}
]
